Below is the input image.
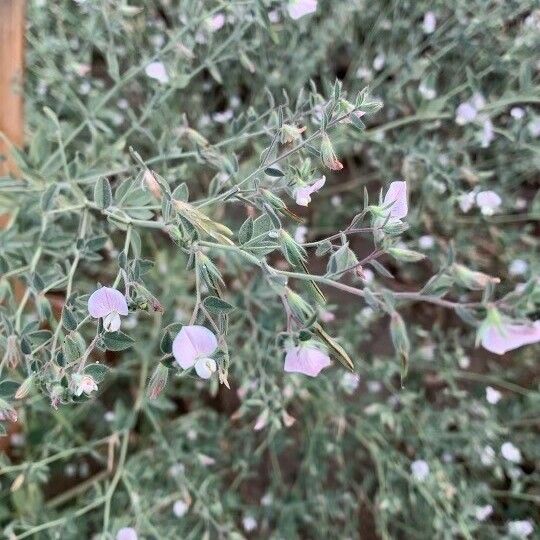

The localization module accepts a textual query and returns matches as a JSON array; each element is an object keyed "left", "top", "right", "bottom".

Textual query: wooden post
[{"left": 0, "top": 0, "right": 25, "bottom": 180}]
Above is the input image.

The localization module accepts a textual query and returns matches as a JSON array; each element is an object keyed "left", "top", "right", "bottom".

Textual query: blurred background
[{"left": 0, "top": 1, "right": 539, "bottom": 538}]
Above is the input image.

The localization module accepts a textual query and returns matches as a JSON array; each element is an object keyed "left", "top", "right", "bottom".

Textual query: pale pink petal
[
  {"left": 288, "top": 0, "right": 317, "bottom": 20},
  {"left": 481, "top": 321, "right": 540, "bottom": 355},
  {"left": 383, "top": 181, "right": 408, "bottom": 219},
  {"left": 88, "top": 287, "right": 128, "bottom": 318},
  {"left": 284, "top": 346, "right": 331, "bottom": 377},
  {"left": 294, "top": 186, "right": 313, "bottom": 206},
  {"left": 173, "top": 325, "right": 218, "bottom": 369},
  {"left": 294, "top": 176, "right": 325, "bottom": 207}
]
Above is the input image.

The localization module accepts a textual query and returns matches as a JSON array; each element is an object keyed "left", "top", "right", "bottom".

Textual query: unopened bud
[
  {"left": 452, "top": 263, "right": 500, "bottom": 291},
  {"left": 280, "top": 123, "right": 306, "bottom": 144},
  {"left": 3, "top": 335, "right": 21, "bottom": 369},
  {"left": 261, "top": 188, "right": 286, "bottom": 210},
  {"left": 15, "top": 374, "right": 34, "bottom": 400},
  {"left": 387, "top": 247, "right": 425, "bottom": 263},
  {"left": 320, "top": 132, "right": 343, "bottom": 171},
  {"left": 143, "top": 169, "right": 162, "bottom": 199},
  {"left": 390, "top": 312, "right": 410, "bottom": 381},
  {"left": 148, "top": 363, "right": 169, "bottom": 400}
]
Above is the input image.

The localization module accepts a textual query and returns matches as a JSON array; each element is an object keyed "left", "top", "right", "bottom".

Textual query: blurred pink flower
[
  {"left": 116, "top": 527, "right": 138, "bottom": 540},
  {"left": 294, "top": 176, "right": 326, "bottom": 206},
  {"left": 284, "top": 345, "right": 331, "bottom": 377},
  {"left": 88, "top": 287, "right": 128, "bottom": 332},
  {"left": 145, "top": 61, "right": 169, "bottom": 84},
  {"left": 383, "top": 180, "right": 408, "bottom": 220},
  {"left": 208, "top": 13, "right": 225, "bottom": 31},
  {"left": 172, "top": 325, "right": 218, "bottom": 379},
  {"left": 287, "top": 0, "right": 317, "bottom": 20},
  {"left": 476, "top": 190, "right": 501, "bottom": 216},
  {"left": 422, "top": 11, "right": 437, "bottom": 34},
  {"left": 455, "top": 102, "right": 477, "bottom": 125},
  {"left": 480, "top": 312, "right": 540, "bottom": 355}
]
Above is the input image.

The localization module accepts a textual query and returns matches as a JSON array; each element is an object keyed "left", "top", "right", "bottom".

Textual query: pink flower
[
  {"left": 422, "top": 11, "right": 437, "bottom": 34},
  {"left": 208, "top": 13, "right": 225, "bottom": 31},
  {"left": 172, "top": 325, "right": 218, "bottom": 379},
  {"left": 383, "top": 180, "right": 408, "bottom": 220},
  {"left": 284, "top": 344, "right": 331, "bottom": 377},
  {"left": 476, "top": 190, "right": 501, "bottom": 216},
  {"left": 116, "top": 528, "right": 138, "bottom": 540},
  {"left": 455, "top": 102, "right": 477, "bottom": 125},
  {"left": 287, "top": 0, "right": 317, "bottom": 20},
  {"left": 294, "top": 176, "right": 326, "bottom": 206},
  {"left": 73, "top": 375, "right": 98, "bottom": 397},
  {"left": 480, "top": 310, "right": 540, "bottom": 355},
  {"left": 88, "top": 287, "right": 129, "bottom": 332}
]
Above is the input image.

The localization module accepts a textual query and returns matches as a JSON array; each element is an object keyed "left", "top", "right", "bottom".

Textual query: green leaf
[
  {"left": 62, "top": 307, "right": 78, "bottom": 331},
  {"left": 40, "top": 184, "right": 57, "bottom": 211},
  {"left": 102, "top": 331, "right": 134, "bottom": 351},
  {"left": 94, "top": 177, "right": 113, "bottom": 209},
  {"left": 238, "top": 217, "right": 254, "bottom": 244},
  {"left": 84, "top": 363, "right": 109, "bottom": 383},
  {"left": 203, "top": 296, "right": 235, "bottom": 314},
  {"left": 0, "top": 380, "right": 19, "bottom": 398},
  {"left": 265, "top": 167, "right": 284, "bottom": 177}
]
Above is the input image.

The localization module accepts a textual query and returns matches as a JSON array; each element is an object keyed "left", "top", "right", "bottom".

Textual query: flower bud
[
  {"left": 280, "top": 123, "right": 306, "bottom": 144},
  {"left": 143, "top": 169, "right": 162, "bottom": 199},
  {"left": 390, "top": 312, "right": 410, "bottom": 380},
  {"left": 452, "top": 263, "right": 500, "bottom": 291},
  {"left": 320, "top": 132, "right": 343, "bottom": 171},
  {"left": 261, "top": 188, "right": 286, "bottom": 210},
  {"left": 387, "top": 247, "right": 425, "bottom": 262},
  {"left": 285, "top": 288, "right": 314, "bottom": 323},
  {"left": 3, "top": 335, "right": 21, "bottom": 369},
  {"left": 148, "top": 363, "right": 169, "bottom": 400},
  {"left": 15, "top": 374, "right": 34, "bottom": 400}
]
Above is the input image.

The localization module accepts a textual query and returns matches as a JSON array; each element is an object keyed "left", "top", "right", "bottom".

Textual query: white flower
[
  {"left": 145, "top": 61, "right": 169, "bottom": 84},
  {"left": 422, "top": 11, "right": 437, "bottom": 34},
  {"left": 287, "top": 0, "right": 317, "bottom": 20},
  {"left": 486, "top": 386, "right": 502, "bottom": 404},
  {"left": 456, "top": 102, "right": 477, "bottom": 125},
  {"left": 480, "top": 119, "right": 495, "bottom": 148},
  {"left": 527, "top": 118, "right": 540, "bottom": 137},
  {"left": 509, "top": 259, "right": 528, "bottom": 276},
  {"left": 411, "top": 460, "right": 430, "bottom": 481},
  {"left": 507, "top": 520, "right": 534, "bottom": 538},
  {"left": 367, "top": 380, "right": 381, "bottom": 393},
  {"left": 476, "top": 190, "right": 501, "bottom": 216},
  {"left": 511, "top": 107, "right": 525, "bottom": 119},
  {"left": 458, "top": 191, "right": 476, "bottom": 213},
  {"left": 475, "top": 504, "right": 493, "bottom": 521},
  {"left": 480, "top": 445, "right": 495, "bottom": 466},
  {"left": 294, "top": 225, "right": 308, "bottom": 244},
  {"left": 242, "top": 515, "right": 258, "bottom": 532},
  {"left": 501, "top": 442, "right": 522, "bottom": 463},
  {"left": 173, "top": 499, "right": 189, "bottom": 518},
  {"left": 261, "top": 492, "right": 273, "bottom": 506},
  {"left": 419, "top": 81, "right": 437, "bottom": 100},
  {"left": 418, "top": 235, "right": 435, "bottom": 249},
  {"left": 340, "top": 372, "right": 360, "bottom": 394},
  {"left": 116, "top": 528, "right": 138, "bottom": 540},
  {"left": 373, "top": 53, "right": 386, "bottom": 71}
]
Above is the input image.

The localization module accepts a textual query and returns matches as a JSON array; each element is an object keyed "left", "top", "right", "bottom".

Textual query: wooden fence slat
[{"left": 0, "top": 0, "right": 25, "bottom": 179}]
